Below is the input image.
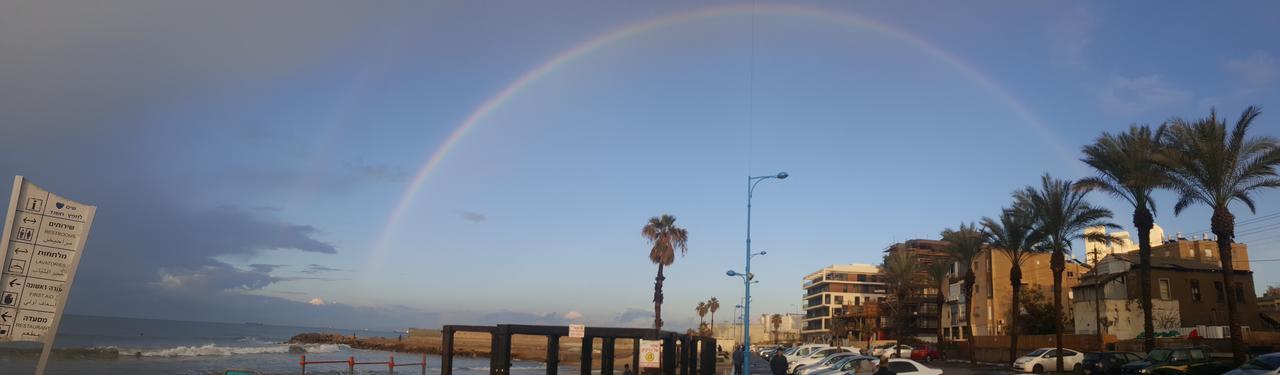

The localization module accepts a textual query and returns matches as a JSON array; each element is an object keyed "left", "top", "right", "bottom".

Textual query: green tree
[
  {"left": 1159, "top": 106, "right": 1280, "bottom": 364},
  {"left": 941, "top": 222, "right": 985, "bottom": 364},
  {"left": 643, "top": 214, "right": 689, "bottom": 332},
  {"left": 880, "top": 246, "right": 922, "bottom": 358},
  {"left": 708, "top": 298, "right": 721, "bottom": 335},
  {"left": 923, "top": 261, "right": 951, "bottom": 347},
  {"left": 1078, "top": 124, "right": 1170, "bottom": 353},
  {"left": 981, "top": 208, "right": 1046, "bottom": 366},
  {"left": 1016, "top": 174, "right": 1118, "bottom": 371},
  {"left": 1008, "top": 288, "right": 1060, "bottom": 335},
  {"left": 697, "top": 302, "right": 708, "bottom": 328}
]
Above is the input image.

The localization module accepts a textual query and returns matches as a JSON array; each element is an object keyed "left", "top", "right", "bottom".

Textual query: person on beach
[
  {"left": 769, "top": 351, "right": 787, "bottom": 375},
  {"left": 623, "top": 364, "right": 634, "bottom": 375}
]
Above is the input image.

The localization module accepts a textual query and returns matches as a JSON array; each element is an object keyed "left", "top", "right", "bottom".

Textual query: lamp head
[
  {"left": 726, "top": 270, "right": 738, "bottom": 277},
  {"left": 759, "top": 250, "right": 768, "bottom": 256},
  {"left": 776, "top": 172, "right": 789, "bottom": 179}
]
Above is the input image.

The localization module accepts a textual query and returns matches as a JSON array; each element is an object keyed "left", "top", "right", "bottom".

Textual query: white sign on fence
[
  {"left": 568, "top": 324, "right": 585, "bottom": 338},
  {"left": 639, "top": 339, "right": 662, "bottom": 368},
  {"left": 0, "top": 176, "right": 96, "bottom": 345}
]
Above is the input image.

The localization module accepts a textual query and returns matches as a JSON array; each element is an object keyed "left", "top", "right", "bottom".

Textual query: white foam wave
[{"left": 135, "top": 343, "right": 346, "bottom": 357}]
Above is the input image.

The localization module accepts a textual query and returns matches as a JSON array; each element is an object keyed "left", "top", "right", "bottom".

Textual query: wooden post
[
  {"left": 602, "top": 337, "right": 616, "bottom": 375},
  {"left": 632, "top": 338, "right": 641, "bottom": 373},
  {"left": 581, "top": 336, "right": 594, "bottom": 375},
  {"left": 442, "top": 328, "right": 455, "bottom": 375},
  {"left": 662, "top": 337, "right": 677, "bottom": 375},
  {"left": 491, "top": 326, "right": 512, "bottom": 375},
  {"left": 547, "top": 335, "right": 561, "bottom": 375}
]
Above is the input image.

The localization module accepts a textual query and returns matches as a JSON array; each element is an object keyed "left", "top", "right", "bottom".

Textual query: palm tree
[
  {"left": 923, "top": 261, "right": 951, "bottom": 347},
  {"left": 1159, "top": 106, "right": 1280, "bottom": 364},
  {"left": 697, "top": 302, "right": 708, "bottom": 328},
  {"left": 643, "top": 214, "right": 689, "bottom": 332},
  {"left": 1078, "top": 124, "right": 1170, "bottom": 353},
  {"left": 881, "top": 246, "right": 922, "bottom": 358},
  {"left": 708, "top": 298, "right": 721, "bottom": 336},
  {"left": 1016, "top": 174, "right": 1118, "bottom": 372},
  {"left": 982, "top": 207, "right": 1046, "bottom": 366},
  {"left": 771, "top": 314, "right": 783, "bottom": 343},
  {"left": 941, "top": 222, "right": 985, "bottom": 364}
]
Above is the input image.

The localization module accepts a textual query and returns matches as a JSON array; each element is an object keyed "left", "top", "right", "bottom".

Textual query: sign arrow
[
  {"left": 7, "top": 279, "right": 18, "bottom": 288},
  {"left": 22, "top": 217, "right": 36, "bottom": 224},
  {"left": 0, "top": 311, "right": 10, "bottom": 322}
]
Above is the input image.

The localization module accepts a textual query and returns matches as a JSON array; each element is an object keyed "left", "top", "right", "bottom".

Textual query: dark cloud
[
  {"left": 302, "top": 264, "right": 343, "bottom": 274},
  {"left": 455, "top": 210, "right": 488, "bottom": 223},
  {"left": 248, "top": 263, "right": 287, "bottom": 274},
  {"left": 614, "top": 308, "right": 653, "bottom": 327}
]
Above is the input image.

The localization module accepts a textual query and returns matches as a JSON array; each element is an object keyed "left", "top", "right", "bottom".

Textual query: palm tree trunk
[
  {"left": 1009, "top": 264, "right": 1022, "bottom": 367},
  {"left": 937, "top": 293, "right": 945, "bottom": 347},
  {"left": 963, "top": 272, "right": 976, "bottom": 365},
  {"left": 1052, "top": 250, "right": 1065, "bottom": 372},
  {"left": 1136, "top": 206, "right": 1155, "bottom": 353},
  {"left": 1212, "top": 208, "right": 1246, "bottom": 365},
  {"left": 654, "top": 263, "right": 665, "bottom": 333},
  {"left": 710, "top": 311, "right": 716, "bottom": 336}
]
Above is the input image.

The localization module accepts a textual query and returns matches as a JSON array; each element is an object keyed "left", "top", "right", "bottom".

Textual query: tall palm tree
[
  {"left": 697, "top": 302, "right": 708, "bottom": 328},
  {"left": 941, "top": 222, "right": 985, "bottom": 364},
  {"left": 1078, "top": 124, "right": 1170, "bottom": 353},
  {"left": 982, "top": 207, "right": 1046, "bottom": 366},
  {"left": 643, "top": 214, "right": 689, "bottom": 332},
  {"left": 708, "top": 298, "right": 721, "bottom": 336},
  {"left": 1159, "top": 106, "right": 1280, "bottom": 364},
  {"left": 1016, "top": 174, "right": 1118, "bottom": 372},
  {"left": 771, "top": 314, "right": 783, "bottom": 343},
  {"left": 881, "top": 246, "right": 922, "bottom": 358},
  {"left": 923, "top": 261, "right": 951, "bottom": 347}
]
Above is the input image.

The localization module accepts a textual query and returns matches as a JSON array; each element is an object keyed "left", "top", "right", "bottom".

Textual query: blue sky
[{"left": 1, "top": 1, "right": 1278, "bottom": 331}]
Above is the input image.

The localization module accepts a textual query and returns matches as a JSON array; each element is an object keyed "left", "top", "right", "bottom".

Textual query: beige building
[
  {"left": 802, "top": 264, "right": 887, "bottom": 342},
  {"left": 1083, "top": 224, "right": 1165, "bottom": 265},
  {"left": 942, "top": 248, "right": 1086, "bottom": 339}
]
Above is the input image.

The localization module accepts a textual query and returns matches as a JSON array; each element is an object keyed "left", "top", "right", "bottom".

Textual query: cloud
[
  {"left": 1098, "top": 75, "right": 1193, "bottom": 115},
  {"left": 455, "top": 210, "right": 488, "bottom": 223},
  {"left": 563, "top": 311, "right": 584, "bottom": 321},
  {"left": 309, "top": 298, "right": 327, "bottom": 305},
  {"left": 154, "top": 264, "right": 279, "bottom": 292},
  {"left": 1224, "top": 51, "right": 1278, "bottom": 93},
  {"left": 614, "top": 308, "right": 654, "bottom": 328},
  {"left": 302, "top": 264, "right": 343, "bottom": 274},
  {"left": 1048, "top": 4, "right": 1099, "bottom": 70},
  {"left": 248, "top": 263, "right": 287, "bottom": 273}
]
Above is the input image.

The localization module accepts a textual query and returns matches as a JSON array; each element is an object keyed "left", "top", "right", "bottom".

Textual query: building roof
[{"left": 1109, "top": 253, "right": 1242, "bottom": 272}]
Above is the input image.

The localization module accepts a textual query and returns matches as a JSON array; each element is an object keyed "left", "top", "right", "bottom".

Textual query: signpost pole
[{"left": 33, "top": 188, "right": 94, "bottom": 375}]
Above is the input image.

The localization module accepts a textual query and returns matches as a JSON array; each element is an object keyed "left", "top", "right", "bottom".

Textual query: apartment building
[
  {"left": 1072, "top": 239, "right": 1259, "bottom": 339},
  {"left": 942, "top": 248, "right": 1086, "bottom": 339},
  {"left": 801, "top": 263, "right": 886, "bottom": 342},
  {"left": 882, "top": 239, "right": 953, "bottom": 343}
]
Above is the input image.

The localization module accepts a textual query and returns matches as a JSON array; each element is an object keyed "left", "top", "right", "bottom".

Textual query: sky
[{"left": 0, "top": 0, "right": 1278, "bottom": 331}]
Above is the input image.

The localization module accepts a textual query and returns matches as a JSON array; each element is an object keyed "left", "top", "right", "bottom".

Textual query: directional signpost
[{"left": 0, "top": 176, "right": 97, "bottom": 375}]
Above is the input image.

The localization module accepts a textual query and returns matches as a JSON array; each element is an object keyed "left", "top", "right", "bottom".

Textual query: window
[
  {"left": 1190, "top": 280, "right": 1201, "bottom": 302},
  {"left": 835, "top": 296, "right": 843, "bottom": 305},
  {"left": 854, "top": 297, "right": 861, "bottom": 306},
  {"left": 1204, "top": 249, "right": 1213, "bottom": 258},
  {"left": 1216, "top": 282, "right": 1226, "bottom": 303},
  {"left": 1236, "top": 283, "right": 1246, "bottom": 303},
  {"left": 1068, "top": 271, "right": 1074, "bottom": 277},
  {"left": 858, "top": 274, "right": 867, "bottom": 282},
  {"left": 1159, "top": 279, "right": 1171, "bottom": 300}
]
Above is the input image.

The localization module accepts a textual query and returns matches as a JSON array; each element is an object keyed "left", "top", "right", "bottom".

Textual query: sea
[{"left": 0, "top": 315, "right": 561, "bottom": 375}]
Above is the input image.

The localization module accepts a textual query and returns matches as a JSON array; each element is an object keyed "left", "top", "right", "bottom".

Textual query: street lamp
[{"left": 737, "top": 171, "right": 787, "bottom": 375}]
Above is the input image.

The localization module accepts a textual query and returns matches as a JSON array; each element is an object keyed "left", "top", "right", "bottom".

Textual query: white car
[
  {"left": 872, "top": 345, "right": 913, "bottom": 358},
  {"left": 793, "top": 350, "right": 857, "bottom": 375},
  {"left": 790, "top": 348, "right": 854, "bottom": 374},
  {"left": 878, "top": 358, "right": 943, "bottom": 375},
  {"left": 786, "top": 345, "right": 832, "bottom": 362},
  {"left": 815, "top": 355, "right": 879, "bottom": 375},
  {"left": 1012, "top": 348, "right": 1085, "bottom": 373}
]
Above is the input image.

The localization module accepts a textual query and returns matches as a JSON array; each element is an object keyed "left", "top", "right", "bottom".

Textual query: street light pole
[{"left": 741, "top": 171, "right": 787, "bottom": 375}]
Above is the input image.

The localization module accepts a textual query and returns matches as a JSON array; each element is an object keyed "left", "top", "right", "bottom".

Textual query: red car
[{"left": 910, "top": 345, "right": 942, "bottom": 362}]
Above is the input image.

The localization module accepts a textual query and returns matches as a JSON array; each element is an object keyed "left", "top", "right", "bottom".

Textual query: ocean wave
[{"left": 133, "top": 343, "right": 347, "bottom": 357}]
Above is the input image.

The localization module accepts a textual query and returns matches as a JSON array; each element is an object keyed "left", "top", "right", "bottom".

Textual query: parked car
[
  {"left": 868, "top": 343, "right": 896, "bottom": 357},
  {"left": 787, "top": 345, "right": 832, "bottom": 361},
  {"left": 910, "top": 345, "right": 942, "bottom": 362},
  {"left": 1081, "top": 352, "right": 1145, "bottom": 375},
  {"left": 872, "top": 345, "right": 913, "bottom": 358},
  {"left": 795, "top": 352, "right": 857, "bottom": 375},
  {"left": 1121, "top": 347, "right": 1231, "bottom": 375},
  {"left": 881, "top": 358, "right": 944, "bottom": 375},
  {"left": 1012, "top": 348, "right": 1085, "bottom": 373},
  {"left": 1225, "top": 352, "right": 1280, "bottom": 375},
  {"left": 791, "top": 348, "right": 855, "bottom": 374},
  {"left": 809, "top": 355, "right": 877, "bottom": 375}
]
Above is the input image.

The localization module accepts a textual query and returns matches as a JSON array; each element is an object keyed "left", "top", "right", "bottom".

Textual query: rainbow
[{"left": 367, "top": 3, "right": 1072, "bottom": 264}]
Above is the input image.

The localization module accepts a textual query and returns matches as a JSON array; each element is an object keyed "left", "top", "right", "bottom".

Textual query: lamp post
[{"left": 735, "top": 171, "right": 787, "bottom": 375}]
